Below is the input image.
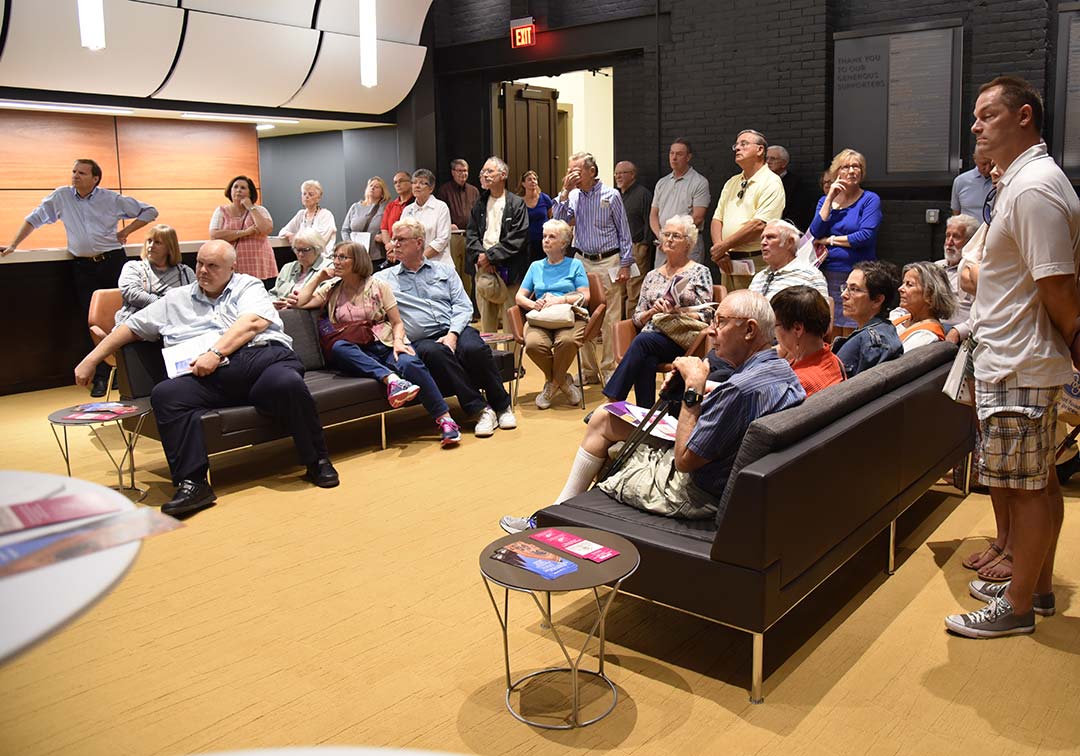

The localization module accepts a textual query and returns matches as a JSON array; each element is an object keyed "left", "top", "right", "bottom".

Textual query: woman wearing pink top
[{"left": 209, "top": 175, "right": 277, "bottom": 284}]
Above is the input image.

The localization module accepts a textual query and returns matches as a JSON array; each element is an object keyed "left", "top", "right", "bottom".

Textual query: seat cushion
[{"left": 280, "top": 309, "right": 324, "bottom": 371}]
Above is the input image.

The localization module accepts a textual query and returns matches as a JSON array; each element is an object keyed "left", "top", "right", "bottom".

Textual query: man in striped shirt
[
  {"left": 749, "top": 220, "right": 829, "bottom": 303},
  {"left": 552, "top": 151, "right": 633, "bottom": 384}
]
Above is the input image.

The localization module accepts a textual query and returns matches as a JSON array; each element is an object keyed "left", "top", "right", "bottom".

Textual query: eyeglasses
[
  {"left": 479, "top": 168, "right": 500, "bottom": 176},
  {"left": 660, "top": 231, "right": 687, "bottom": 241},
  {"left": 983, "top": 187, "right": 997, "bottom": 226},
  {"left": 731, "top": 140, "right": 762, "bottom": 151},
  {"left": 714, "top": 316, "right": 748, "bottom": 328},
  {"left": 332, "top": 254, "right": 354, "bottom": 261},
  {"left": 391, "top": 237, "right": 418, "bottom": 245},
  {"left": 840, "top": 283, "right": 867, "bottom": 295},
  {"left": 838, "top": 164, "right": 862, "bottom": 173},
  {"left": 737, "top": 178, "right": 749, "bottom": 200},
  {"left": 294, "top": 246, "right": 315, "bottom": 254}
]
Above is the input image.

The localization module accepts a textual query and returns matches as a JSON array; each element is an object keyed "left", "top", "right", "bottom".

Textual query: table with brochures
[{"left": 479, "top": 526, "right": 639, "bottom": 729}]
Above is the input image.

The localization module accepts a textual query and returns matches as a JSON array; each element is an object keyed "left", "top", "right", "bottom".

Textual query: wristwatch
[
  {"left": 682, "top": 387, "right": 703, "bottom": 407},
  {"left": 208, "top": 347, "right": 226, "bottom": 362}
]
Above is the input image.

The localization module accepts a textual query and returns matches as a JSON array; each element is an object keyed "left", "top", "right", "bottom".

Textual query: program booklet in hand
[
  {"left": 530, "top": 528, "right": 620, "bottom": 563},
  {"left": 490, "top": 540, "right": 579, "bottom": 579}
]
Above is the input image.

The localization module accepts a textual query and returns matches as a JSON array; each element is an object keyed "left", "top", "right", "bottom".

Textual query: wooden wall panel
[
  {"left": 116, "top": 119, "right": 260, "bottom": 189},
  {"left": 0, "top": 111, "right": 120, "bottom": 189},
  {"left": 119, "top": 188, "right": 268, "bottom": 245}
]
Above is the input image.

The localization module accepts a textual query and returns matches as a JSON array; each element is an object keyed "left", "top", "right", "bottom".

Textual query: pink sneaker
[
  {"left": 438, "top": 417, "right": 461, "bottom": 447},
  {"left": 387, "top": 378, "right": 420, "bottom": 408}
]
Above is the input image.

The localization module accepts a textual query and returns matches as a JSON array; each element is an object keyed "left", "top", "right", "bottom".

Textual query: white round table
[{"left": 0, "top": 470, "right": 140, "bottom": 663}]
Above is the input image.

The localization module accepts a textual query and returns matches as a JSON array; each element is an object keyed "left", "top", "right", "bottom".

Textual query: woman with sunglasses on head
[
  {"left": 830, "top": 259, "right": 903, "bottom": 378},
  {"left": 809, "top": 149, "right": 883, "bottom": 330},
  {"left": 268, "top": 229, "right": 327, "bottom": 310},
  {"left": 295, "top": 241, "right": 463, "bottom": 448}
]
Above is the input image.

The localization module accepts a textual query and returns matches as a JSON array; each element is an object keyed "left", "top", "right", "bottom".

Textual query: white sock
[{"left": 554, "top": 447, "right": 605, "bottom": 504}]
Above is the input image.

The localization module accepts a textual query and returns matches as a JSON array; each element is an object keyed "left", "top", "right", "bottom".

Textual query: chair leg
[
  {"left": 577, "top": 358, "right": 586, "bottom": 409},
  {"left": 887, "top": 519, "right": 897, "bottom": 575},
  {"left": 105, "top": 365, "right": 117, "bottom": 402},
  {"left": 962, "top": 451, "right": 973, "bottom": 496},
  {"left": 750, "top": 632, "right": 764, "bottom": 704}
]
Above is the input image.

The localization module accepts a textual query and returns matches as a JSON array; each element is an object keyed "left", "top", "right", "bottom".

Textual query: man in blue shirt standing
[
  {"left": 2, "top": 159, "right": 159, "bottom": 396},
  {"left": 950, "top": 148, "right": 994, "bottom": 222}
]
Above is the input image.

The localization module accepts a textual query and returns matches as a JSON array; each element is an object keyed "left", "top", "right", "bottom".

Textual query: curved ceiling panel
[
  {"left": 0, "top": 0, "right": 183, "bottom": 97},
  {"left": 152, "top": 12, "right": 318, "bottom": 106},
  {"left": 180, "top": 0, "right": 316, "bottom": 28},
  {"left": 282, "top": 36, "right": 425, "bottom": 115},
  {"left": 315, "top": 0, "right": 433, "bottom": 45}
]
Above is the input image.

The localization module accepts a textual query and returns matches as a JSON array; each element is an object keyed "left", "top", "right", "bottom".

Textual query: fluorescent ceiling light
[
  {"left": 77, "top": 0, "right": 106, "bottom": 51},
  {"left": 359, "top": 0, "right": 377, "bottom": 88},
  {"left": 0, "top": 100, "right": 132, "bottom": 116},
  {"left": 181, "top": 113, "right": 300, "bottom": 125},
  {"left": 256, "top": 124, "right": 276, "bottom": 131}
]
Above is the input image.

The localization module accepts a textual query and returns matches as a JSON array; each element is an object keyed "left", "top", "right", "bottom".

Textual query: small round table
[
  {"left": 0, "top": 470, "right": 140, "bottom": 663},
  {"left": 479, "top": 527, "right": 639, "bottom": 729},
  {"left": 48, "top": 398, "right": 152, "bottom": 502}
]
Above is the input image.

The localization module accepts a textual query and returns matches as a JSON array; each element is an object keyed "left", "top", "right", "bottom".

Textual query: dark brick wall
[{"left": 431, "top": 0, "right": 1059, "bottom": 265}]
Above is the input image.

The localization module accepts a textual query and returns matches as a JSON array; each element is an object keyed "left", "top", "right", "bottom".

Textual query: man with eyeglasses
[
  {"left": 465, "top": 156, "right": 529, "bottom": 333},
  {"left": 650, "top": 138, "right": 710, "bottom": 267},
  {"left": 437, "top": 159, "right": 480, "bottom": 304},
  {"left": 943, "top": 76, "right": 1080, "bottom": 640},
  {"left": 748, "top": 220, "right": 828, "bottom": 303},
  {"left": 378, "top": 217, "right": 517, "bottom": 438},
  {"left": 552, "top": 151, "right": 633, "bottom": 385},
  {"left": 950, "top": 147, "right": 994, "bottom": 223},
  {"left": 377, "top": 171, "right": 415, "bottom": 260},
  {"left": 710, "top": 130, "right": 786, "bottom": 293}
]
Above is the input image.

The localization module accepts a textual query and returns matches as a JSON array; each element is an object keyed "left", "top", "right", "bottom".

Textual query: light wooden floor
[{"left": 2, "top": 370, "right": 1080, "bottom": 756}]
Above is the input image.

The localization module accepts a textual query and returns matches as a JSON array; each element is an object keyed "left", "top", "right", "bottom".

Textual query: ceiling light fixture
[
  {"left": 359, "top": 0, "right": 377, "bottom": 88},
  {"left": 77, "top": 0, "right": 107, "bottom": 51},
  {"left": 180, "top": 113, "right": 300, "bottom": 125},
  {"left": 0, "top": 100, "right": 132, "bottom": 116},
  {"left": 255, "top": 124, "right": 276, "bottom": 131}
]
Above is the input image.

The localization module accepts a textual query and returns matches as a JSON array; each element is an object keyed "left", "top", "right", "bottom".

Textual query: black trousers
[
  {"left": 73, "top": 249, "right": 127, "bottom": 380},
  {"left": 150, "top": 343, "right": 329, "bottom": 484},
  {"left": 413, "top": 326, "right": 511, "bottom": 417}
]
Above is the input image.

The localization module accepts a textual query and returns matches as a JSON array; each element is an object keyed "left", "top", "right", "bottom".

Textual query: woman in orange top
[
  {"left": 770, "top": 285, "right": 845, "bottom": 396},
  {"left": 891, "top": 261, "right": 956, "bottom": 352}
]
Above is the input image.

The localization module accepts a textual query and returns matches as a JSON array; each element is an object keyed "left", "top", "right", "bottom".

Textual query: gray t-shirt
[{"left": 652, "top": 166, "right": 710, "bottom": 264}]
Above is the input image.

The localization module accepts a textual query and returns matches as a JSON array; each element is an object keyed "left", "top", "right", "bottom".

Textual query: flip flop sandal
[
  {"left": 962, "top": 541, "right": 1003, "bottom": 570},
  {"left": 976, "top": 551, "right": 1013, "bottom": 582}
]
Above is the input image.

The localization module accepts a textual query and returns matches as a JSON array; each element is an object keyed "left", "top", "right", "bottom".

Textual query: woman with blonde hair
[
  {"left": 114, "top": 224, "right": 194, "bottom": 325},
  {"left": 341, "top": 176, "right": 390, "bottom": 266},
  {"left": 808, "top": 148, "right": 883, "bottom": 329}
]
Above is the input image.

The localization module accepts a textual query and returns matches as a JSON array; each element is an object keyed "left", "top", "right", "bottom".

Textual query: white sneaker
[
  {"left": 535, "top": 381, "right": 556, "bottom": 410},
  {"left": 562, "top": 373, "right": 582, "bottom": 406},
  {"left": 475, "top": 407, "right": 498, "bottom": 437},
  {"left": 497, "top": 408, "right": 517, "bottom": 430}
]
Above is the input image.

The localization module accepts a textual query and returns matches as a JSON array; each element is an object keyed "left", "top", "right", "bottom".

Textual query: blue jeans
[
  {"left": 330, "top": 340, "right": 450, "bottom": 419},
  {"left": 602, "top": 329, "right": 683, "bottom": 407}
]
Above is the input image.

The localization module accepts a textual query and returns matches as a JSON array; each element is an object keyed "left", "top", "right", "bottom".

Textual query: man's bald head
[{"left": 195, "top": 240, "right": 237, "bottom": 297}]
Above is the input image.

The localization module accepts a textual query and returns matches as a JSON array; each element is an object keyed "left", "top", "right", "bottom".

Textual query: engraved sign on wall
[
  {"left": 1064, "top": 15, "right": 1080, "bottom": 171},
  {"left": 887, "top": 29, "right": 953, "bottom": 173}
]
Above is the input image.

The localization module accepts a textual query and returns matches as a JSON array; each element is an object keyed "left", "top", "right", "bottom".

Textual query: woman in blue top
[
  {"left": 517, "top": 219, "right": 590, "bottom": 409},
  {"left": 519, "top": 170, "right": 553, "bottom": 263},
  {"left": 809, "top": 149, "right": 883, "bottom": 329}
]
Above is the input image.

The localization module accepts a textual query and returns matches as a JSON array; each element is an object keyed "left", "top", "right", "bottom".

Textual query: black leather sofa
[
  {"left": 535, "top": 341, "right": 974, "bottom": 703},
  {"left": 117, "top": 308, "right": 517, "bottom": 466}
]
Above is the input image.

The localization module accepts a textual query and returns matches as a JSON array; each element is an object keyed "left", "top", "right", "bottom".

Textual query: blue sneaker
[
  {"left": 438, "top": 417, "right": 461, "bottom": 448},
  {"left": 387, "top": 378, "right": 420, "bottom": 408},
  {"left": 499, "top": 514, "right": 536, "bottom": 534}
]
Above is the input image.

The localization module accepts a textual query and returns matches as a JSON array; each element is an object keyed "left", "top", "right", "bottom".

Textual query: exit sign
[{"left": 511, "top": 22, "right": 536, "bottom": 48}]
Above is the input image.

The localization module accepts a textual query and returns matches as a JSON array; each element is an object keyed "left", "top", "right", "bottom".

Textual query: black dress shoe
[
  {"left": 162, "top": 480, "right": 217, "bottom": 518},
  {"left": 1057, "top": 453, "right": 1080, "bottom": 484},
  {"left": 90, "top": 376, "right": 109, "bottom": 398},
  {"left": 305, "top": 458, "right": 340, "bottom": 488}
]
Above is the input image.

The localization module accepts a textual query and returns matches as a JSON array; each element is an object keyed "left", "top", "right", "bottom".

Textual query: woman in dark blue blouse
[
  {"left": 809, "top": 149, "right": 882, "bottom": 329},
  {"left": 519, "top": 170, "right": 553, "bottom": 262}
]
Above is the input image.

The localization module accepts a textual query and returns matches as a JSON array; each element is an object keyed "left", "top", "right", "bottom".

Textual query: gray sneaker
[
  {"left": 968, "top": 579, "right": 1055, "bottom": 616},
  {"left": 499, "top": 514, "right": 536, "bottom": 534},
  {"left": 944, "top": 594, "right": 1035, "bottom": 638}
]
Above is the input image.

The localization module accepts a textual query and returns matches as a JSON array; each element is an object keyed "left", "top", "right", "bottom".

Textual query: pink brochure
[
  {"left": 0, "top": 492, "right": 122, "bottom": 535},
  {"left": 530, "top": 528, "right": 620, "bottom": 563}
]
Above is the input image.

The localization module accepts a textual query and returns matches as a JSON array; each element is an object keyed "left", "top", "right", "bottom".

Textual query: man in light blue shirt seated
[
  {"left": 74, "top": 240, "right": 339, "bottom": 518},
  {"left": 376, "top": 217, "right": 516, "bottom": 438},
  {"left": 2, "top": 159, "right": 159, "bottom": 397}
]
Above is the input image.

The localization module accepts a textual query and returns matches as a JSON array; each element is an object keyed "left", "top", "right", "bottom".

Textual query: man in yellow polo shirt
[{"left": 710, "top": 129, "right": 786, "bottom": 291}]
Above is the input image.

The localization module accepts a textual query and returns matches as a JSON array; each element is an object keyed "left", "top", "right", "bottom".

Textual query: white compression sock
[{"left": 554, "top": 447, "right": 605, "bottom": 504}]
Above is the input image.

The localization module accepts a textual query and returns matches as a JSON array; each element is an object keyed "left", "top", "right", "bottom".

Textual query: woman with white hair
[
  {"left": 600, "top": 214, "right": 714, "bottom": 408},
  {"left": 269, "top": 229, "right": 327, "bottom": 310},
  {"left": 891, "top": 261, "right": 957, "bottom": 351},
  {"left": 516, "top": 219, "right": 590, "bottom": 408},
  {"left": 279, "top": 179, "right": 337, "bottom": 247}
]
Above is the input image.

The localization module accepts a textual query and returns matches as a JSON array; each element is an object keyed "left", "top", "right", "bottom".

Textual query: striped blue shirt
[
  {"left": 26, "top": 186, "right": 158, "bottom": 257},
  {"left": 688, "top": 348, "right": 805, "bottom": 496},
  {"left": 552, "top": 180, "right": 633, "bottom": 266}
]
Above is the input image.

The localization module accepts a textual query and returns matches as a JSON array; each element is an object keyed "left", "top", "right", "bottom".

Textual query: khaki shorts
[{"left": 975, "top": 380, "right": 1059, "bottom": 490}]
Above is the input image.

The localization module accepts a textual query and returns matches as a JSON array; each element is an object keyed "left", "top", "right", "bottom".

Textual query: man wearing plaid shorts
[{"left": 944, "top": 77, "right": 1080, "bottom": 638}]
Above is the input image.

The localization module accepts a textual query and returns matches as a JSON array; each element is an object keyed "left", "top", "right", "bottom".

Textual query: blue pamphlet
[{"left": 490, "top": 541, "right": 579, "bottom": 580}]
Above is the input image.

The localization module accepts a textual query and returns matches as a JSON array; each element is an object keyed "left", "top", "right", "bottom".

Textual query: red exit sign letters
[{"left": 511, "top": 23, "right": 536, "bottom": 48}]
